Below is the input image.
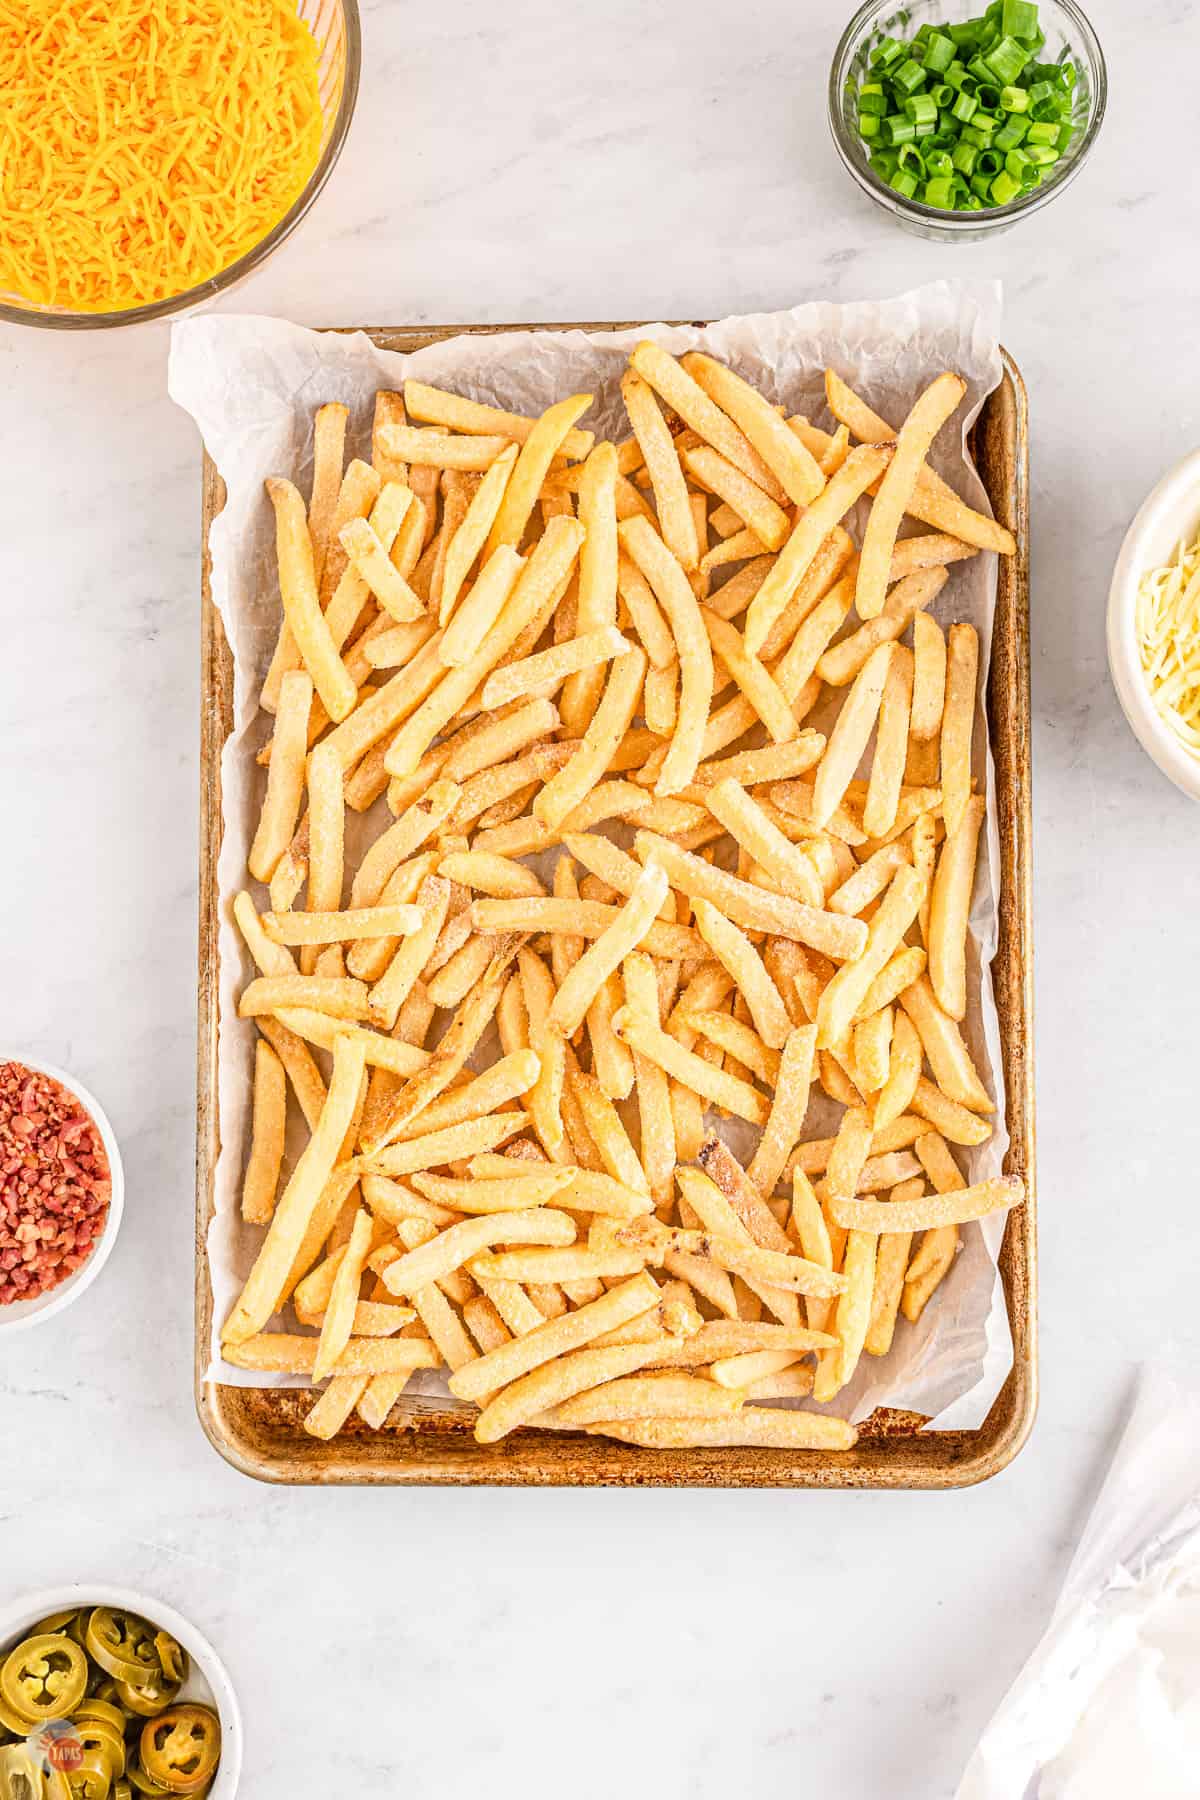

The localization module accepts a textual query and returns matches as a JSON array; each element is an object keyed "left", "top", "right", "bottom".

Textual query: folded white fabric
[{"left": 959, "top": 1367, "right": 1200, "bottom": 1799}]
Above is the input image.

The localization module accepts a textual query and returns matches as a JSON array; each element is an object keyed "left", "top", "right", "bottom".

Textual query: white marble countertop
[{"left": 3, "top": 2, "right": 1198, "bottom": 1794}]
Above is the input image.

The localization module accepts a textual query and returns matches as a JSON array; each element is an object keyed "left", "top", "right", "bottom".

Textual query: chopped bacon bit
[{"left": 0, "top": 1062, "right": 110, "bottom": 1304}]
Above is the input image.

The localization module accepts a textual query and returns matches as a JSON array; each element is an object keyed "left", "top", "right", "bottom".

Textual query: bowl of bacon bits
[{"left": 0, "top": 1057, "right": 123, "bottom": 1330}]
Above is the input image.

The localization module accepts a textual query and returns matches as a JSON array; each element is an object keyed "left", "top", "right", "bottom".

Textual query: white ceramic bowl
[
  {"left": 0, "top": 1585, "right": 242, "bottom": 1798},
  {"left": 0, "top": 1054, "right": 125, "bottom": 1332},
  {"left": 1107, "top": 448, "right": 1200, "bottom": 804}
]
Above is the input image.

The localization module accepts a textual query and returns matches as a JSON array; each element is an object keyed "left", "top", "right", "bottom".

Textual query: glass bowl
[
  {"left": 0, "top": 0, "right": 360, "bottom": 330},
  {"left": 828, "top": 0, "right": 1106, "bottom": 240}
]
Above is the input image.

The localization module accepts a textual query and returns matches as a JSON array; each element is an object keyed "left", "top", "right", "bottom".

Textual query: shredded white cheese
[{"left": 1136, "top": 527, "right": 1200, "bottom": 756}]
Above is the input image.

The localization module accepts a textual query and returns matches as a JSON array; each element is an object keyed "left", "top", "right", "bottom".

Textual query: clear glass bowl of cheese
[{"left": 0, "top": 0, "right": 359, "bottom": 329}]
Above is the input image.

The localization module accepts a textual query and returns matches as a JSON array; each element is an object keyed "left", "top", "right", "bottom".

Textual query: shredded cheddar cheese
[
  {"left": 0, "top": 0, "right": 324, "bottom": 312},
  {"left": 1136, "top": 526, "right": 1200, "bottom": 756}
]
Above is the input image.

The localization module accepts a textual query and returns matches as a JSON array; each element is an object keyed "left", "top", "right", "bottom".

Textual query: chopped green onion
[
  {"left": 1001, "top": 0, "right": 1039, "bottom": 38},
  {"left": 993, "top": 118, "right": 1028, "bottom": 151},
  {"left": 850, "top": 1, "right": 1084, "bottom": 215},
  {"left": 904, "top": 91, "right": 939, "bottom": 125},
  {"left": 922, "top": 31, "right": 956, "bottom": 72},
  {"left": 924, "top": 176, "right": 956, "bottom": 207},
  {"left": 983, "top": 34, "right": 1029, "bottom": 83},
  {"left": 891, "top": 57, "right": 928, "bottom": 94}
]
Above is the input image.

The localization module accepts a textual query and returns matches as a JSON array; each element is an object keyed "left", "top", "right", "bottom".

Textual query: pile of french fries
[{"left": 220, "top": 339, "right": 1025, "bottom": 1450}]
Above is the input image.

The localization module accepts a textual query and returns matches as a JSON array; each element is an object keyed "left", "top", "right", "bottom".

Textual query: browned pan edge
[{"left": 195, "top": 326, "right": 1034, "bottom": 1488}]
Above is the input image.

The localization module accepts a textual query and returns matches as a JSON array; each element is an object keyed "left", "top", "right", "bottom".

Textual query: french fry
[
  {"left": 449, "top": 1272, "right": 661, "bottom": 1402},
  {"left": 691, "top": 898, "right": 792, "bottom": 1050},
  {"left": 906, "top": 1131, "right": 966, "bottom": 1321},
  {"left": 824, "top": 369, "right": 1015, "bottom": 555},
  {"left": 225, "top": 1335, "right": 439, "bottom": 1376},
  {"left": 263, "top": 904, "right": 422, "bottom": 947},
  {"left": 864, "top": 1175, "right": 926, "bottom": 1357},
  {"left": 827, "top": 1175, "right": 1023, "bottom": 1234},
  {"left": 377, "top": 425, "right": 511, "bottom": 471},
  {"left": 816, "top": 865, "right": 925, "bottom": 1048},
  {"left": 553, "top": 1372, "right": 743, "bottom": 1426},
  {"left": 855, "top": 373, "right": 966, "bottom": 619},
  {"left": 223, "top": 1034, "right": 368, "bottom": 1344},
  {"left": 241, "top": 1040, "right": 287, "bottom": 1225},
  {"left": 476, "top": 1332, "right": 695, "bottom": 1442},
  {"left": 265, "top": 478, "right": 357, "bottom": 721},
  {"left": 403, "top": 381, "right": 594, "bottom": 460},
  {"left": 368, "top": 875, "right": 450, "bottom": 1030},
  {"left": 634, "top": 832, "right": 867, "bottom": 963},
  {"left": 899, "top": 973, "right": 993, "bottom": 1112},
  {"left": 439, "top": 443, "right": 518, "bottom": 623},
  {"left": 520, "top": 947, "right": 566, "bottom": 1157},
  {"left": 588, "top": 1411, "right": 856, "bottom": 1450},
  {"left": 534, "top": 648, "right": 646, "bottom": 831},
  {"left": 307, "top": 401, "right": 349, "bottom": 587},
  {"left": 682, "top": 445, "right": 791, "bottom": 552},
  {"left": 484, "top": 393, "right": 594, "bottom": 556},
  {"left": 612, "top": 1009, "right": 768, "bottom": 1125},
  {"left": 680, "top": 352, "right": 825, "bottom": 505},
  {"left": 547, "top": 859, "right": 668, "bottom": 1040},
  {"left": 704, "top": 778, "right": 824, "bottom": 909},
  {"left": 928, "top": 793, "right": 985, "bottom": 1021},
  {"left": 813, "top": 1227, "right": 876, "bottom": 1401},
  {"left": 941, "top": 622, "right": 979, "bottom": 839},
  {"left": 312, "top": 1206, "right": 374, "bottom": 1381},
  {"left": 811, "top": 642, "right": 893, "bottom": 830},
  {"left": 910, "top": 611, "right": 947, "bottom": 741},
  {"left": 701, "top": 608, "right": 798, "bottom": 743},
  {"left": 875, "top": 1008, "right": 923, "bottom": 1129},
  {"left": 238, "top": 975, "right": 368, "bottom": 1021},
  {"left": 627, "top": 341, "right": 786, "bottom": 502},
  {"left": 743, "top": 445, "right": 893, "bottom": 655},
  {"left": 480, "top": 626, "right": 630, "bottom": 711},
  {"left": 621, "top": 370, "right": 699, "bottom": 570},
  {"left": 854, "top": 1005, "right": 893, "bottom": 1094},
  {"left": 862, "top": 644, "right": 914, "bottom": 839},
  {"left": 438, "top": 543, "right": 529, "bottom": 669},
  {"left": 248, "top": 670, "right": 312, "bottom": 883},
  {"left": 617, "top": 516, "right": 713, "bottom": 796}
]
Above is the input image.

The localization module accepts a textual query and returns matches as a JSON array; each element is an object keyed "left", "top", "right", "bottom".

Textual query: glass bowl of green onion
[{"left": 829, "top": 0, "right": 1106, "bottom": 238}]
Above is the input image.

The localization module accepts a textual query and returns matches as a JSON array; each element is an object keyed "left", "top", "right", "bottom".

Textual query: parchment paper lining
[{"left": 169, "top": 279, "right": 1010, "bottom": 1430}]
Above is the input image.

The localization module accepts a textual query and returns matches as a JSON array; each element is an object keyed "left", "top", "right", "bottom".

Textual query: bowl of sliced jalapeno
[{"left": 0, "top": 1591, "right": 241, "bottom": 1800}]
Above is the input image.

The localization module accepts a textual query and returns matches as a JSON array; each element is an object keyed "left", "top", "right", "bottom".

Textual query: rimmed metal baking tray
[{"left": 195, "top": 324, "right": 1034, "bottom": 1488}]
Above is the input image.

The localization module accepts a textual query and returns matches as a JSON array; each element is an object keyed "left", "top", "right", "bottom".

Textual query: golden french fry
[
  {"left": 827, "top": 1175, "right": 1023, "bottom": 1234},
  {"left": 824, "top": 369, "right": 1015, "bottom": 555},
  {"left": 534, "top": 648, "right": 646, "bottom": 831},
  {"left": 855, "top": 373, "right": 966, "bottom": 619},
  {"left": 899, "top": 973, "right": 992, "bottom": 1112},
  {"left": 743, "top": 444, "right": 893, "bottom": 656},
  {"left": 439, "top": 443, "right": 519, "bottom": 623},
  {"left": 241, "top": 1040, "right": 287, "bottom": 1225},
  {"left": 816, "top": 865, "right": 925, "bottom": 1049},
  {"left": 547, "top": 859, "right": 668, "bottom": 1040},
  {"left": 265, "top": 478, "right": 357, "bottom": 722},
  {"left": 911, "top": 610, "right": 947, "bottom": 741},
  {"left": 612, "top": 1008, "right": 767, "bottom": 1126},
  {"left": 449, "top": 1272, "right": 661, "bottom": 1402},
  {"left": 480, "top": 626, "right": 630, "bottom": 711},
  {"left": 248, "top": 670, "right": 312, "bottom": 883},
  {"left": 238, "top": 974, "right": 368, "bottom": 1021},
  {"left": 553, "top": 1372, "right": 743, "bottom": 1426},
  {"left": 928, "top": 792, "right": 984, "bottom": 1021},
  {"left": 691, "top": 898, "right": 792, "bottom": 1051},
  {"left": 813, "top": 1228, "right": 876, "bottom": 1400},
  {"left": 811, "top": 642, "right": 893, "bottom": 830},
  {"left": 941, "top": 622, "right": 979, "bottom": 839},
  {"left": 906, "top": 1131, "right": 966, "bottom": 1321},
  {"left": 621, "top": 369, "right": 699, "bottom": 570},
  {"left": 680, "top": 352, "right": 824, "bottom": 505},
  {"left": 617, "top": 516, "right": 713, "bottom": 796},
  {"left": 682, "top": 444, "right": 791, "bottom": 552},
  {"left": 439, "top": 543, "right": 530, "bottom": 668},
  {"left": 403, "top": 380, "right": 594, "bottom": 459},
  {"left": 485, "top": 393, "right": 594, "bottom": 557},
  {"left": 588, "top": 1411, "right": 856, "bottom": 1450},
  {"left": 875, "top": 1008, "right": 923, "bottom": 1128},
  {"left": 627, "top": 341, "right": 786, "bottom": 501},
  {"left": 223, "top": 1034, "right": 368, "bottom": 1344},
  {"left": 225, "top": 1334, "right": 439, "bottom": 1376},
  {"left": 263, "top": 904, "right": 423, "bottom": 946},
  {"left": 701, "top": 609, "right": 798, "bottom": 743},
  {"left": 704, "top": 778, "right": 823, "bottom": 909},
  {"left": 377, "top": 425, "right": 511, "bottom": 470},
  {"left": 862, "top": 644, "right": 914, "bottom": 839}
]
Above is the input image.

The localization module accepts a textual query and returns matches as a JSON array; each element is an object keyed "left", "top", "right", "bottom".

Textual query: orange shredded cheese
[{"left": 0, "top": 0, "right": 324, "bottom": 312}]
